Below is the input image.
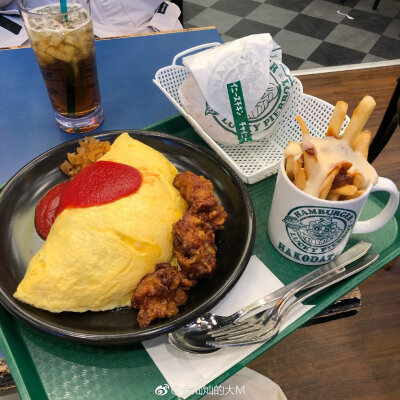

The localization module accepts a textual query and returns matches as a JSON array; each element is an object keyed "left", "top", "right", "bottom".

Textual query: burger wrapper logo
[
  {"left": 207, "top": 62, "right": 293, "bottom": 143},
  {"left": 182, "top": 34, "right": 294, "bottom": 144}
]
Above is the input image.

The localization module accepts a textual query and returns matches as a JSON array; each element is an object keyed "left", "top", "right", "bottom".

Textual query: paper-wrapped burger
[{"left": 179, "top": 34, "right": 294, "bottom": 145}]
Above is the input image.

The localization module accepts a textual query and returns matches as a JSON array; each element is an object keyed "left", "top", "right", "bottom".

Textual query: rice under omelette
[{"left": 14, "top": 133, "right": 188, "bottom": 312}]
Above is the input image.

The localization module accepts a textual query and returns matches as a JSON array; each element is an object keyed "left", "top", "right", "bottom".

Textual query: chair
[
  {"left": 340, "top": 0, "right": 380, "bottom": 9},
  {"left": 372, "top": 0, "right": 381, "bottom": 9},
  {"left": 368, "top": 77, "right": 400, "bottom": 163}
]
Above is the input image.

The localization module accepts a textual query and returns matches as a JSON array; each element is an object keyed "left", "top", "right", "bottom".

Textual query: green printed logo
[
  {"left": 205, "top": 62, "right": 293, "bottom": 139},
  {"left": 227, "top": 81, "right": 252, "bottom": 144},
  {"left": 282, "top": 206, "right": 356, "bottom": 254}
]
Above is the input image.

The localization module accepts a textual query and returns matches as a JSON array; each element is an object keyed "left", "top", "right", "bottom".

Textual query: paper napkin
[{"left": 143, "top": 255, "right": 314, "bottom": 399}]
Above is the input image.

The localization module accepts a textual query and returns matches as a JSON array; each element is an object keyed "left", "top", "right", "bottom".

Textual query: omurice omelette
[{"left": 14, "top": 133, "right": 188, "bottom": 313}]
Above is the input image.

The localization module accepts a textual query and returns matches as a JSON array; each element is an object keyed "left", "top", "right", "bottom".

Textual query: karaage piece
[
  {"left": 173, "top": 213, "right": 217, "bottom": 281},
  {"left": 173, "top": 171, "right": 227, "bottom": 230},
  {"left": 131, "top": 263, "right": 193, "bottom": 328},
  {"left": 132, "top": 171, "right": 227, "bottom": 327}
]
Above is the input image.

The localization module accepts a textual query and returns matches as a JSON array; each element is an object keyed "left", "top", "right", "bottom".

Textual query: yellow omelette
[{"left": 14, "top": 133, "right": 187, "bottom": 312}]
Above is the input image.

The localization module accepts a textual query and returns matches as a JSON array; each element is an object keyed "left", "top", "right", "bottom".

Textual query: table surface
[
  {"left": 0, "top": 27, "right": 222, "bottom": 184},
  {"left": 0, "top": 27, "right": 399, "bottom": 399}
]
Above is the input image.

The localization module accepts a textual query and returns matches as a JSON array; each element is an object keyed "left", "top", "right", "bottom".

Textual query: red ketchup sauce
[{"left": 35, "top": 161, "right": 142, "bottom": 239}]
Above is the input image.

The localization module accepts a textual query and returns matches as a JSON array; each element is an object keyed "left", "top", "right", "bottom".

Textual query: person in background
[
  {"left": 90, "top": 0, "right": 183, "bottom": 38},
  {"left": 0, "top": 0, "right": 182, "bottom": 47}
]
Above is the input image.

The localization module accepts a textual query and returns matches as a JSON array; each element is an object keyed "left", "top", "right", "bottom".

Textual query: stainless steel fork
[
  {"left": 171, "top": 241, "right": 371, "bottom": 337},
  {"left": 169, "top": 251, "right": 379, "bottom": 353},
  {"left": 206, "top": 253, "right": 379, "bottom": 348}
]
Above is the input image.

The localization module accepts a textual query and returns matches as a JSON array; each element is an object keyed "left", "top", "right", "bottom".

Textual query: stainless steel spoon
[
  {"left": 169, "top": 250, "right": 376, "bottom": 353},
  {"left": 169, "top": 241, "right": 370, "bottom": 337}
]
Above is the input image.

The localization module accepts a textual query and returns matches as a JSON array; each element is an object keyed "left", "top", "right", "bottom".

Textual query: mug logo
[{"left": 283, "top": 206, "right": 356, "bottom": 254}]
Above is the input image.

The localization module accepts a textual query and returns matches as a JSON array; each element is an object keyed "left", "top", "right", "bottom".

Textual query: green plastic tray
[{"left": 0, "top": 115, "right": 399, "bottom": 400}]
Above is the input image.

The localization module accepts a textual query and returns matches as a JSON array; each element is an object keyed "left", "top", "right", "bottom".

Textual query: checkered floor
[{"left": 183, "top": 0, "right": 400, "bottom": 71}]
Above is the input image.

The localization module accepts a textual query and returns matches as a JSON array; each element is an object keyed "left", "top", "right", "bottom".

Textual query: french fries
[
  {"left": 330, "top": 185, "right": 358, "bottom": 196},
  {"left": 285, "top": 155, "right": 295, "bottom": 181},
  {"left": 301, "top": 140, "right": 318, "bottom": 180},
  {"left": 319, "top": 165, "right": 341, "bottom": 200},
  {"left": 350, "top": 171, "right": 364, "bottom": 189},
  {"left": 295, "top": 115, "right": 309, "bottom": 136},
  {"left": 293, "top": 157, "right": 307, "bottom": 190},
  {"left": 285, "top": 96, "right": 377, "bottom": 201},
  {"left": 327, "top": 193, "right": 340, "bottom": 201},
  {"left": 326, "top": 101, "right": 348, "bottom": 138},
  {"left": 352, "top": 130, "right": 371, "bottom": 159},
  {"left": 342, "top": 96, "right": 376, "bottom": 145}
]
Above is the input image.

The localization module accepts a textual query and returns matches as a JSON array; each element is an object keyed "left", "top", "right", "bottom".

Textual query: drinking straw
[
  {"left": 60, "top": 0, "right": 75, "bottom": 115},
  {"left": 60, "top": 0, "right": 68, "bottom": 23},
  {"left": 60, "top": 0, "right": 68, "bottom": 15},
  {"left": 66, "top": 64, "right": 76, "bottom": 115}
]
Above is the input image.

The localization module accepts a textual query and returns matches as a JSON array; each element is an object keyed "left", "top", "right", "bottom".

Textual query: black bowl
[{"left": 0, "top": 130, "right": 255, "bottom": 345}]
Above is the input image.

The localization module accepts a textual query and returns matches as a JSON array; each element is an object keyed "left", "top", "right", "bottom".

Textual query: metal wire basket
[{"left": 153, "top": 43, "right": 349, "bottom": 184}]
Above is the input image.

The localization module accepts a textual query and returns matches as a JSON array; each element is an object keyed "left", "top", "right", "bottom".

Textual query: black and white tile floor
[{"left": 183, "top": 0, "right": 400, "bottom": 70}]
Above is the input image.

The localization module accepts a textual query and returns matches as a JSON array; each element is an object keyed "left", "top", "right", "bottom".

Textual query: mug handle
[{"left": 352, "top": 177, "right": 399, "bottom": 234}]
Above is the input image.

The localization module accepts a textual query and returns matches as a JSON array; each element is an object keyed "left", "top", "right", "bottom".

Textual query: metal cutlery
[
  {"left": 170, "top": 241, "right": 371, "bottom": 337},
  {"left": 207, "top": 253, "right": 379, "bottom": 347},
  {"left": 169, "top": 250, "right": 378, "bottom": 353}
]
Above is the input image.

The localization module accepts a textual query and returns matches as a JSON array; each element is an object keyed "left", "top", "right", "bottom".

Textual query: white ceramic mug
[{"left": 268, "top": 160, "right": 399, "bottom": 265}]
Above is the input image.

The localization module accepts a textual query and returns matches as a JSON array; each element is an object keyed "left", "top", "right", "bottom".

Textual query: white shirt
[{"left": 90, "top": 0, "right": 183, "bottom": 38}]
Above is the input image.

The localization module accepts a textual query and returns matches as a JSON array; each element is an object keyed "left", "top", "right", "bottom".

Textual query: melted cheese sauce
[{"left": 284, "top": 136, "right": 378, "bottom": 198}]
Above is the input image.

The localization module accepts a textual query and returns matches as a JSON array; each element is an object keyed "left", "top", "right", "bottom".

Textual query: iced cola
[{"left": 19, "top": 1, "right": 103, "bottom": 133}]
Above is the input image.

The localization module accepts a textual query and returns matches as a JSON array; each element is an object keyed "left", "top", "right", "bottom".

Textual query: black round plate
[{"left": 0, "top": 130, "right": 255, "bottom": 345}]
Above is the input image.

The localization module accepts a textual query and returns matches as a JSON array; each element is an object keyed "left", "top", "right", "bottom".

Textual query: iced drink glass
[{"left": 18, "top": 0, "right": 104, "bottom": 133}]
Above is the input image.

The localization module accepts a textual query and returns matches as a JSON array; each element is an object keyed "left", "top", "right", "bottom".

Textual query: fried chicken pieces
[
  {"left": 131, "top": 171, "right": 227, "bottom": 327},
  {"left": 173, "top": 172, "right": 227, "bottom": 232},
  {"left": 173, "top": 214, "right": 217, "bottom": 281},
  {"left": 131, "top": 263, "right": 194, "bottom": 328},
  {"left": 173, "top": 172, "right": 227, "bottom": 281}
]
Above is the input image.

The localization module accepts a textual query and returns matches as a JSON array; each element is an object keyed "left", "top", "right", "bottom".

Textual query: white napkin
[
  {"left": 202, "top": 367, "right": 287, "bottom": 400},
  {"left": 182, "top": 34, "right": 274, "bottom": 124},
  {"left": 143, "top": 255, "right": 314, "bottom": 399}
]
